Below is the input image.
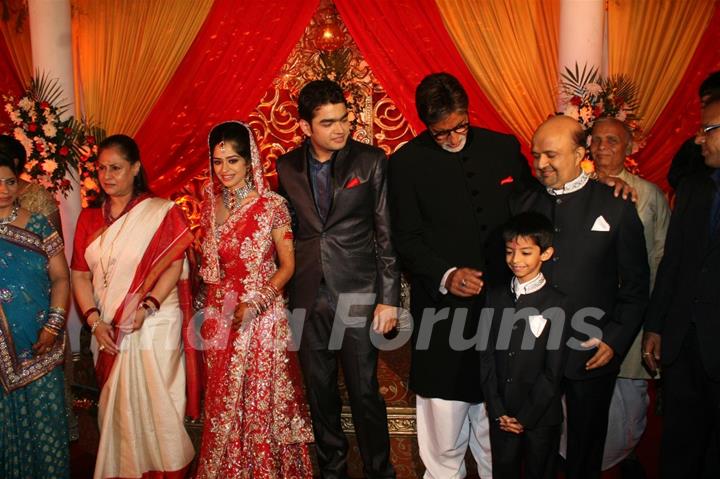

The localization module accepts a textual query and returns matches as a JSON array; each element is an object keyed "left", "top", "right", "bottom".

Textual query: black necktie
[{"left": 316, "top": 163, "right": 331, "bottom": 222}]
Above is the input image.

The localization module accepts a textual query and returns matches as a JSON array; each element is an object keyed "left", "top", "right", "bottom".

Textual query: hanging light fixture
[{"left": 311, "top": 5, "right": 344, "bottom": 52}]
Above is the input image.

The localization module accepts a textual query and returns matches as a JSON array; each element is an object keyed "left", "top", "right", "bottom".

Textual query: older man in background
[{"left": 591, "top": 117, "right": 670, "bottom": 476}]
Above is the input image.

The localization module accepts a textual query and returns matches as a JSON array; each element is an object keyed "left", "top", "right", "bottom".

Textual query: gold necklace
[{"left": 98, "top": 213, "right": 131, "bottom": 288}]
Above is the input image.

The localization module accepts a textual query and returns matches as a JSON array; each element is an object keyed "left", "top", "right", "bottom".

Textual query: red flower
[
  {"left": 61, "top": 179, "right": 71, "bottom": 188},
  {"left": 87, "top": 136, "right": 96, "bottom": 145},
  {"left": 40, "top": 101, "right": 50, "bottom": 110},
  {"left": 59, "top": 146, "right": 69, "bottom": 156},
  {"left": 570, "top": 96, "right": 582, "bottom": 106},
  {"left": 28, "top": 123, "right": 38, "bottom": 132},
  {"left": 36, "top": 142, "right": 44, "bottom": 153},
  {"left": 64, "top": 127, "right": 73, "bottom": 135}
]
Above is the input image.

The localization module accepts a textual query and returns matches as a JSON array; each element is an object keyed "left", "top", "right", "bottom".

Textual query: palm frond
[
  {"left": 29, "top": 70, "right": 70, "bottom": 115},
  {"left": 560, "top": 62, "right": 600, "bottom": 96}
]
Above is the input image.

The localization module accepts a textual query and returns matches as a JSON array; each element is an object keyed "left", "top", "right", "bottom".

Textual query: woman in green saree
[{"left": 0, "top": 152, "right": 70, "bottom": 478}]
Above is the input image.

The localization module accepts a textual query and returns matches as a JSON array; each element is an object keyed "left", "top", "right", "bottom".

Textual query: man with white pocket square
[{"left": 510, "top": 115, "right": 650, "bottom": 479}]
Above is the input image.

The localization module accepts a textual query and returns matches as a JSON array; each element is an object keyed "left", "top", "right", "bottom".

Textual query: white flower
[
  {"left": 13, "top": 128, "right": 33, "bottom": 155},
  {"left": 4, "top": 103, "right": 13, "bottom": 113},
  {"left": 586, "top": 83, "right": 603, "bottom": 95},
  {"left": 42, "top": 123, "right": 57, "bottom": 138},
  {"left": 18, "top": 97, "right": 33, "bottom": 111},
  {"left": 9, "top": 111, "right": 21, "bottom": 124},
  {"left": 564, "top": 105, "right": 580, "bottom": 120},
  {"left": 616, "top": 109, "right": 628, "bottom": 121},
  {"left": 579, "top": 105, "right": 594, "bottom": 124},
  {"left": 42, "top": 159, "right": 59, "bottom": 174},
  {"left": 43, "top": 109, "right": 56, "bottom": 123}
]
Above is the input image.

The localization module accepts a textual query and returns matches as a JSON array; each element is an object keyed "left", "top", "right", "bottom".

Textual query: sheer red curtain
[
  {"left": 636, "top": 4, "right": 720, "bottom": 191},
  {"left": 0, "top": 34, "right": 23, "bottom": 100},
  {"left": 135, "top": 0, "right": 319, "bottom": 197},
  {"left": 334, "top": 0, "right": 516, "bottom": 140}
]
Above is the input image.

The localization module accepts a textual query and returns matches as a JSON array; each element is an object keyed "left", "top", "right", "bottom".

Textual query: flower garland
[{"left": 3, "top": 74, "right": 79, "bottom": 196}]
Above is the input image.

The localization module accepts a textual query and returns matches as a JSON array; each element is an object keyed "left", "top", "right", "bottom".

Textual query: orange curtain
[
  {"left": 72, "top": 0, "right": 213, "bottom": 135},
  {"left": 436, "top": 0, "right": 559, "bottom": 145},
  {"left": 0, "top": 7, "right": 33, "bottom": 86},
  {"left": 608, "top": 0, "right": 716, "bottom": 131}
]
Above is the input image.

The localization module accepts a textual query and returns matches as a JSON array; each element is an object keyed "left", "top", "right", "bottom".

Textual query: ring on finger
[
  {"left": 99, "top": 344, "right": 105, "bottom": 351},
  {"left": 461, "top": 279, "right": 467, "bottom": 287}
]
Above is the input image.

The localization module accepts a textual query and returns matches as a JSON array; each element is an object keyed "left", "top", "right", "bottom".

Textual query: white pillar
[
  {"left": 28, "top": 0, "right": 82, "bottom": 352},
  {"left": 557, "top": 0, "right": 606, "bottom": 109}
]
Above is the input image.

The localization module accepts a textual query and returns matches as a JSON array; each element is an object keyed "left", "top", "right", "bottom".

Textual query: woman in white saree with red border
[{"left": 71, "top": 135, "right": 200, "bottom": 479}]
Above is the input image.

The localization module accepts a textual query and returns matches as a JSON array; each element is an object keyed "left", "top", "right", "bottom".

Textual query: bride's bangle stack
[
  {"left": 246, "top": 283, "right": 280, "bottom": 316},
  {"left": 43, "top": 306, "right": 67, "bottom": 337}
]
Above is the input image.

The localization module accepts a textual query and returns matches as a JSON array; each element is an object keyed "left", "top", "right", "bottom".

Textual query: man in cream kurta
[{"left": 591, "top": 117, "right": 670, "bottom": 470}]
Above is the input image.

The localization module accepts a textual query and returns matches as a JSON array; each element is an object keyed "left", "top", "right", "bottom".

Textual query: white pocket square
[
  {"left": 591, "top": 215, "right": 610, "bottom": 232},
  {"left": 528, "top": 315, "right": 547, "bottom": 338}
]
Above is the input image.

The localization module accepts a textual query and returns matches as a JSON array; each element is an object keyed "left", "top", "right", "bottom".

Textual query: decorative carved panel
[{"left": 171, "top": 2, "right": 415, "bottom": 231}]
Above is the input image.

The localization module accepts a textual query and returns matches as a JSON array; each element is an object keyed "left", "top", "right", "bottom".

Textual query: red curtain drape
[
  {"left": 135, "top": 0, "right": 319, "bottom": 197},
  {"left": 636, "top": 3, "right": 720, "bottom": 191},
  {"left": 0, "top": 32, "right": 23, "bottom": 100},
  {"left": 334, "top": 0, "right": 518, "bottom": 143}
]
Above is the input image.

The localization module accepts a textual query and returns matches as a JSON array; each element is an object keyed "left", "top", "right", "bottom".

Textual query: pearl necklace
[
  {"left": 222, "top": 182, "right": 254, "bottom": 211},
  {"left": 0, "top": 203, "right": 19, "bottom": 225}
]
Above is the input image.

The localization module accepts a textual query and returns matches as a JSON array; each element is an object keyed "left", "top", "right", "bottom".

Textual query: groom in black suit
[{"left": 276, "top": 79, "right": 399, "bottom": 479}]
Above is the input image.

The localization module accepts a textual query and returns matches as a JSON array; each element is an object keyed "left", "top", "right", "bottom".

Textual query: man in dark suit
[
  {"left": 389, "top": 72, "right": 533, "bottom": 478},
  {"left": 666, "top": 71, "right": 720, "bottom": 190},
  {"left": 511, "top": 115, "right": 649, "bottom": 479},
  {"left": 643, "top": 96, "right": 720, "bottom": 478},
  {"left": 276, "top": 79, "right": 399, "bottom": 479}
]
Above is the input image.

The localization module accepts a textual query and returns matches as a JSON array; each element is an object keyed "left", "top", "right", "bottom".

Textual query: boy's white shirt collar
[{"left": 511, "top": 272, "right": 546, "bottom": 299}]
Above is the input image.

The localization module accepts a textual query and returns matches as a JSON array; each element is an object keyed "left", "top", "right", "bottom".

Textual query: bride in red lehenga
[{"left": 194, "top": 121, "right": 314, "bottom": 478}]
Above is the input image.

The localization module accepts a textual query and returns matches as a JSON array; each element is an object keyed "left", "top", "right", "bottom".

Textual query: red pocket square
[
  {"left": 345, "top": 177, "right": 362, "bottom": 189},
  {"left": 500, "top": 176, "right": 514, "bottom": 185}
]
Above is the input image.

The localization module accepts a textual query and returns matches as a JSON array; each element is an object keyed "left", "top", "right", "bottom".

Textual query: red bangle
[
  {"left": 143, "top": 295, "right": 160, "bottom": 310},
  {"left": 82, "top": 307, "right": 100, "bottom": 323}
]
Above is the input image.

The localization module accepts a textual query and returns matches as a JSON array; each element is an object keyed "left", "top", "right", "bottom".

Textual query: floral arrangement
[
  {"left": 74, "top": 125, "right": 105, "bottom": 208},
  {"left": 3, "top": 74, "right": 80, "bottom": 196},
  {"left": 559, "top": 63, "right": 643, "bottom": 173}
]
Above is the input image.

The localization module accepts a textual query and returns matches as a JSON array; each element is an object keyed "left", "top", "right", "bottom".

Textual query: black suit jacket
[
  {"left": 511, "top": 180, "right": 649, "bottom": 379},
  {"left": 389, "top": 127, "right": 533, "bottom": 402},
  {"left": 646, "top": 171, "right": 720, "bottom": 379},
  {"left": 277, "top": 139, "right": 400, "bottom": 317},
  {"left": 481, "top": 284, "right": 570, "bottom": 429}
]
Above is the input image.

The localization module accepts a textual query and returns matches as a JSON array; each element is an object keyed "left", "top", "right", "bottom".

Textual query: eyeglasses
[
  {"left": 698, "top": 124, "right": 720, "bottom": 137},
  {"left": 430, "top": 120, "right": 470, "bottom": 141}
]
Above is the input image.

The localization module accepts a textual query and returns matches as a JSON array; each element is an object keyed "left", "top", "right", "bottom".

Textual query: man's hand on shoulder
[{"left": 596, "top": 171, "right": 638, "bottom": 202}]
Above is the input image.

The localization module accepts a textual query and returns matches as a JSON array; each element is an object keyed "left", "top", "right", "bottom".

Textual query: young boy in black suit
[{"left": 480, "top": 211, "right": 570, "bottom": 479}]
